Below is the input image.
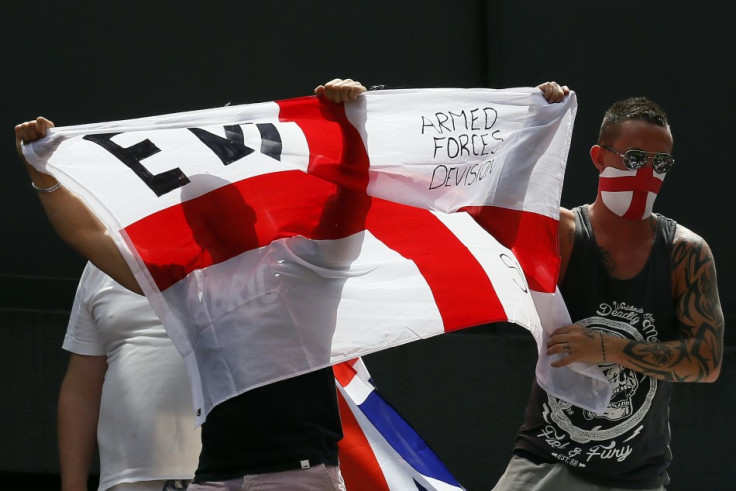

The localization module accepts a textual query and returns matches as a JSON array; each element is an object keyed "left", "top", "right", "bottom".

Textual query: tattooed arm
[
  {"left": 548, "top": 225, "right": 724, "bottom": 382},
  {"left": 619, "top": 225, "right": 724, "bottom": 382}
]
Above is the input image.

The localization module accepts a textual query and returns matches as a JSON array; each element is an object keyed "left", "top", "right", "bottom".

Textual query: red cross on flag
[{"left": 22, "top": 87, "right": 610, "bottom": 424}]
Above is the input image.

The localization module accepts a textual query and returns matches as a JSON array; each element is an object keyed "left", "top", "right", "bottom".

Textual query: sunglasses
[{"left": 602, "top": 146, "right": 675, "bottom": 174}]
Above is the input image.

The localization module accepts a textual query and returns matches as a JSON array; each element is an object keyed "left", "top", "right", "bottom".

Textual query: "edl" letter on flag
[{"left": 22, "top": 87, "right": 610, "bottom": 424}]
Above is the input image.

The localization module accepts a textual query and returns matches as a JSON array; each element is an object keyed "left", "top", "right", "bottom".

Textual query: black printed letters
[
  {"left": 84, "top": 123, "right": 284, "bottom": 197},
  {"left": 188, "top": 125, "right": 255, "bottom": 165},
  {"left": 83, "top": 133, "right": 190, "bottom": 197}
]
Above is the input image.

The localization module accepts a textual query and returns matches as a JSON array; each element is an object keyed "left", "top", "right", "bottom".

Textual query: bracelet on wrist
[{"left": 31, "top": 180, "right": 61, "bottom": 193}]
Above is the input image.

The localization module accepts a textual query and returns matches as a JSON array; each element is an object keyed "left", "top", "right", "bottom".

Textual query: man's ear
[{"left": 590, "top": 145, "right": 606, "bottom": 173}]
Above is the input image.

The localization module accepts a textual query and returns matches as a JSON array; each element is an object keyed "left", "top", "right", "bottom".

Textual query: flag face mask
[{"left": 598, "top": 166, "right": 665, "bottom": 220}]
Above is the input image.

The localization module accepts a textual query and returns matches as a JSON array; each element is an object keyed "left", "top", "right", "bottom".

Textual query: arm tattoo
[
  {"left": 624, "top": 237, "right": 723, "bottom": 382},
  {"left": 623, "top": 339, "right": 701, "bottom": 382},
  {"left": 672, "top": 238, "right": 723, "bottom": 375}
]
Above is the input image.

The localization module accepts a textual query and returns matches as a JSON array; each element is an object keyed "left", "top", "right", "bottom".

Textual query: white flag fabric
[{"left": 22, "top": 88, "right": 610, "bottom": 423}]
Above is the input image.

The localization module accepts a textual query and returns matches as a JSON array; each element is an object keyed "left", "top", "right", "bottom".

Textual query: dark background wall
[{"left": 1, "top": 2, "right": 733, "bottom": 490}]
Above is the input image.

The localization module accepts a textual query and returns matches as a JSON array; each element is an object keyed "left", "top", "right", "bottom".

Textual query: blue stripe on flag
[{"left": 359, "top": 391, "right": 461, "bottom": 486}]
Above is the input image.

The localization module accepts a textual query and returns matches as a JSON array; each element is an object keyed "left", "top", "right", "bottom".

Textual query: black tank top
[{"left": 514, "top": 205, "right": 678, "bottom": 489}]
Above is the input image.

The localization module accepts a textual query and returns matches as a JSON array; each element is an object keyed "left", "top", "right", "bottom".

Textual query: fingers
[
  {"left": 315, "top": 78, "right": 367, "bottom": 103},
  {"left": 547, "top": 331, "right": 577, "bottom": 367},
  {"left": 15, "top": 116, "right": 55, "bottom": 143},
  {"left": 550, "top": 353, "right": 573, "bottom": 368},
  {"left": 547, "top": 326, "right": 606, "bottom": 367},
  {"left": 537, "top": 81, "right": 570, "bottom": 103},
  {"left": 548, "top": 324, "right": 580, "bottom": 337},
  {"left": 347, "top": 83, "right": 367, "bottom": 100},
  {"left": 546, "top": 333, "right": 570, "bottom": 352},
  {"left": 15, "top": 116, "right": 54, "bottom": 161}
]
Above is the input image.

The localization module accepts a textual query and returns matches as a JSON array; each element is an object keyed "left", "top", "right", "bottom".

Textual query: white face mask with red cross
[{"left": 598, "top": 166, "right": 666, "bottom": 220}]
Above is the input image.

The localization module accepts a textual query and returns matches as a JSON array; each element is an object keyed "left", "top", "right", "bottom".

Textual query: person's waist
[
  {"left": 513, "top": 448, "right": 556, "bottom": 465},
  {"left": 194, "top": 455, "right": 339, "bottom": 482}
]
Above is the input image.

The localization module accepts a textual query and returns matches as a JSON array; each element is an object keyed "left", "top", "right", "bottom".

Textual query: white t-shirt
[{"left": 64, "top": 263, "right": 201, "bottom": 491}]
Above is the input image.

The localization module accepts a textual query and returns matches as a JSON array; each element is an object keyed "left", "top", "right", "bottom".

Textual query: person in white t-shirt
[{"left": 58, "top": 262, "right": 201, "bottom": 491}]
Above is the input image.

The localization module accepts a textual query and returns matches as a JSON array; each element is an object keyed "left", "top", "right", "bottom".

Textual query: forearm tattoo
[{"left": 623, "top": 238, "right": 724, "bottom": 382}]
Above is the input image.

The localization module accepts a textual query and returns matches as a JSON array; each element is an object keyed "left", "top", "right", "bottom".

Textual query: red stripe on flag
[
  {"left": 367, "top": 200, "right": 507, "bottom": 332},
  {"left": 125, "top": 172, "right": 509, "bottom": 332},
  {"left": 277, "top": 96, "right": 371, "bottom": 193},
  {"left": 334, "top": 360, "right": 360, "bottom": 387},
  {"left": 336, "top": 390, "right": 390, "bottom": 491},
  {"left": 126, "top": 96, "right": 512, "bottom": 332},
  {"left": 464, "top": 205, "right": 560, "bottom": 293},
  {"left": 124, "top": 170, "right": 370, "bottom": 291}
]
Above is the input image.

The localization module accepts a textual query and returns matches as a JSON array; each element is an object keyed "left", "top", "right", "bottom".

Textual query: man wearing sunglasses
[{"left": 493, "top": 96, "right": 724, "bottom": 490}]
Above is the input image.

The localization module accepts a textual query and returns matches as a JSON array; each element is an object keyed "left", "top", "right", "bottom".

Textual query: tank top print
[{"left": 514, "top": 205, "right": 678, "bottom": 489}]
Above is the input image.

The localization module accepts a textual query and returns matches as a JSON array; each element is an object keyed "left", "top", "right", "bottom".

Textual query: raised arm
[
  {"left": 619, "top": 227, "right": 724, "bottom": 382},
  {"left": 15, "top": 118, "right": 141, "bottom": 293},
  {"left": 16, "top": 78, "right": 367, "bottom": 294}
]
